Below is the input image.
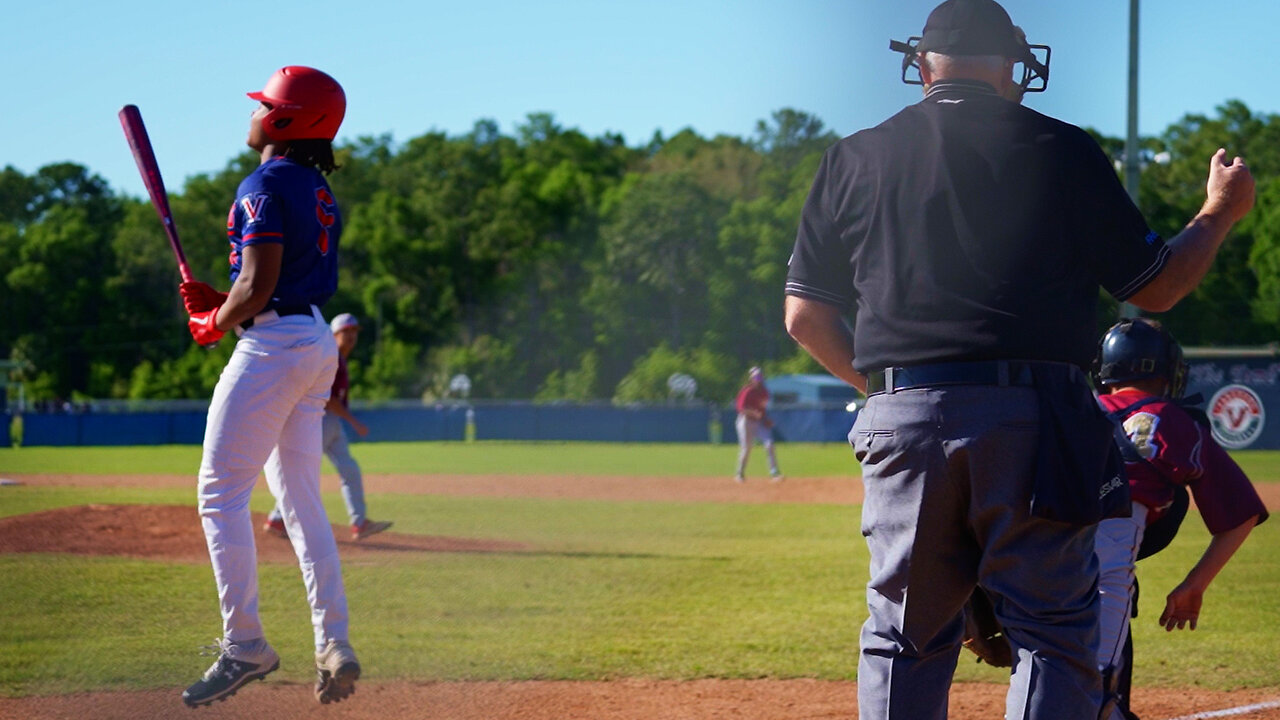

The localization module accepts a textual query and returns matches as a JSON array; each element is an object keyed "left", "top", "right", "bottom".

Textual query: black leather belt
[
  {"left": 240, "top": 304, "right": 314, "bottom": 330},
  {"left": 865, "top": 360, "right": 1070, "bottom": 395}
]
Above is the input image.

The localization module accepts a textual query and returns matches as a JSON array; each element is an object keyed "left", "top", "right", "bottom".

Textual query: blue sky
[{"left": 5, "top": 0, "right": 1277, "bottom": 198}]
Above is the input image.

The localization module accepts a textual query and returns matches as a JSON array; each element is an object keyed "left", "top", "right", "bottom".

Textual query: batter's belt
[{"left": 240, "top": 303, "right": 315, "bottom": 330}]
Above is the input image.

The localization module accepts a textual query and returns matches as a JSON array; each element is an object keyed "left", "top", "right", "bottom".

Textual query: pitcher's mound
[{"left": 0, "top": 504, "right": 528, "bottom": 563}]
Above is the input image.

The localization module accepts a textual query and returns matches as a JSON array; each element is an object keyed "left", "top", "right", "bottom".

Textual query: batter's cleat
[
  {"left": 734, "top": 474, "right": 746, "bottom": 484},
  {"left": 770, "top": 473, "right": 785, "bottom": 483},
  {"left": 314, "top": 639, "right": 361, "bottom": 704},
  {"left": 352, "top": 519, "right": 392, "bottom": 541},
  {"left": 263, "top": 517, "right": 287, "bottom": 539},
  {"left": 182, "top": 638, "right": 279, "bottom": 708}
]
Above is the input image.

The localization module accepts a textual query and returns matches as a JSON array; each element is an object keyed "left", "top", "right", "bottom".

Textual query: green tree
[
  {"left": 588, "top": 170, "right": 725, "bottom": 389},
  {"left": 613, "top": 343, "right": 736, "bottom": 404},
  {"left": 1136, "top": 101, "right": 1280, "bottom": 345}
]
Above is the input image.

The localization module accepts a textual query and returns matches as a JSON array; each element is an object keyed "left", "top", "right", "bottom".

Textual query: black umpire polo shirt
[{"left": 786, "top": 80, "right": 1170, "bottom": 374}]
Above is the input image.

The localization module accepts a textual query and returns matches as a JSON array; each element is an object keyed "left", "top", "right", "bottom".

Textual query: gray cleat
[{"left": 314, "top": 639, "right": 361, "bottom": 704}]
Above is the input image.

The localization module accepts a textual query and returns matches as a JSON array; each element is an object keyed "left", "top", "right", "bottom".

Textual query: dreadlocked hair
[{"left": 283, "top": 139, "right": 341, "bottom": 174}]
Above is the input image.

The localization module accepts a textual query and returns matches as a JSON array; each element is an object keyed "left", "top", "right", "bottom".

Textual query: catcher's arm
[{"left": 1160, "top": 515, "right": 1259, "bottom": 631}]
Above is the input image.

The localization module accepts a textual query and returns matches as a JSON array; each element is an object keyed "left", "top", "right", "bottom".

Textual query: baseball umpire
[{"left": 782, "top": 2, "right": 1255, "bottom": 719}]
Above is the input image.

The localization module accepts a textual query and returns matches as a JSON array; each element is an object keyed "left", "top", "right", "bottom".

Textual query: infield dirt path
[
  {"left": 12, "top": 471, "right": 1280, "bottom": 508},
  {"left": 3, "top": 472, "right": 1278, "bottom": 720},
  {"left": 2, "top": 680, "right": 1279, "bottom": 720},
  {"left": 6, "top": 472, "right": 868, "bottom": 505}
]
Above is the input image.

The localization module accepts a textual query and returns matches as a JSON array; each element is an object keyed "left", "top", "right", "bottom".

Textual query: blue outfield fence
[
  {"left": 1185, "top": 351, "right": 1280, "bottom": 451},
  {"left": 356, "top": 405, "right": 467, "bottom": 442},
  {"left": 14, "top": 356, "right": 1280, "bottom": 448},
  {"left": 20, "top": 411, "right": 207, "bottom": 446},
  {"left": 12, "top": 400, "right": 859, "bottom": 447},
  {"left": 474, "top": 403, "right": 711, "bottom": 442},
  {"left": 720, "top": 405, "right": 859, "bottom": 445}
]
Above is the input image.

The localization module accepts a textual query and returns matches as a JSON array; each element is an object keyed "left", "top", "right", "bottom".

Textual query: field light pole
[{"left": 1120, "top": 0, "right": 1142, "bottom": 319}]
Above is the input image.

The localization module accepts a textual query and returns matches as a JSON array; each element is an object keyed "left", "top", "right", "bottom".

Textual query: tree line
[{"left": 2, "top": 102, "right": 1278, "bottom": 405}]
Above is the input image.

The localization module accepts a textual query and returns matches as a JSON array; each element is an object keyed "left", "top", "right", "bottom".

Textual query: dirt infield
[
  {"left": 10, "top": 471, "right": 1280, "bottom": 508},
  {"left": 4, "top": 471, "right": 868, "bottom": 505},
  {"left": 0, "top": 503, "right": 526, "bottom": 562},
  {"left": 3, "top": 473, "right": 1279, "bottom": 719},
  {"left": 2, "top": 680, "right": 1279, "bottom": 720}
]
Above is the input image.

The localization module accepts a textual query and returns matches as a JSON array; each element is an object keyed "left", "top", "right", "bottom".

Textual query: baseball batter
[
  {"left": 264, "top": 312, "right": 392, "bottom": 541},
  {"left": 178, "top": 66, "right": 361, "bottom": 708},
  {"left": 1093, "top": 319, "right": 1268, "bottom": 720},
  {"left": 733, "top": 366, "right": 782, "bottom": 482}
]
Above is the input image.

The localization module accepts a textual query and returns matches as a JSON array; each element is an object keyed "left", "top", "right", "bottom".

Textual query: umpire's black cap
[{"left": 916, "top": 0, "right": 1025, "bottom": 57}]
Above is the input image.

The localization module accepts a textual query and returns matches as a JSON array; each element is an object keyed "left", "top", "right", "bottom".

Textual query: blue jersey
[{"left": 226, "top": 156, "right": 340, "bottom": 310}]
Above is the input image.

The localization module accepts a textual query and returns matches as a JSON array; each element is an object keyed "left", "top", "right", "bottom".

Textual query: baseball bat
[{"left": 118, "top": 104, "right": 194, "bottom": 283}]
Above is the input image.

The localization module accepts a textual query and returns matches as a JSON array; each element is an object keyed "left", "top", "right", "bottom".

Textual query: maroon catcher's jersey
[{"left": 1100, "top": 388, "right": 1268, "bottom": 533}]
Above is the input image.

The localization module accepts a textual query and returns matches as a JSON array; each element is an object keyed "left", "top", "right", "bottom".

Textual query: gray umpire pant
[{"left": 852, "top": 385, "right": 1102, "bottom": 720}]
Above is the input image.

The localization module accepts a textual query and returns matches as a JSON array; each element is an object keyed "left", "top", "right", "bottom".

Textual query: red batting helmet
[{"left": 248, "top": 66, "right": 346, "bottom": 142}]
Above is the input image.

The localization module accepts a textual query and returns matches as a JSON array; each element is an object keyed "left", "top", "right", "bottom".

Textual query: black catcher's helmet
[{"left": 1092, "top": 318, "right": 1188, "bottom": 399}]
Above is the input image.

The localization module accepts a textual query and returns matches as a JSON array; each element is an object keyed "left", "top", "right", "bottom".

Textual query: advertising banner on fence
[{"left": 1186, "top": 352, "right": 1280, "bottom": 450}]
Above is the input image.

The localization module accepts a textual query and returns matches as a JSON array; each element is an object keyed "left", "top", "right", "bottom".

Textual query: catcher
[
  {"left": 963, "top": 319, "right": 1271, "bottom": 720},
  {"left": 1090, "top": 318, "right": 1267, "bottom": 719}
]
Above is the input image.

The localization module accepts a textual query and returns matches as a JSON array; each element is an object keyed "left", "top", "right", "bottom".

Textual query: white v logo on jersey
[{"left": 240, "top": 193, "right": 270, "bottom": 224}]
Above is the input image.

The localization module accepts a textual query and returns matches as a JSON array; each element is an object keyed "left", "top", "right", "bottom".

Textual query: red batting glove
[
  {"left": 188, "top": 308, "right": 225, "bottom": 346},
  {"left": 179, "top": 281, "right": 228, "bottom": 315}
]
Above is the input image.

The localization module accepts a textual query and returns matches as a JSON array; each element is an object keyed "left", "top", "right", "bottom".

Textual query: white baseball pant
[
  {"left": 1095, "top": 501, "right": 1149, "bottom": 720},
  {"left": 197, "top": 307, "right": 349, "bottom": 652},
  {"left": 735, "top": 413, "right": 780, "bottom": 478}
]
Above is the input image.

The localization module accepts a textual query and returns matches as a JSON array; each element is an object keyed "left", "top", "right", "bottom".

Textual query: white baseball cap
[{"left": 329, "top": 313, "right": 360, "bottom": 333}]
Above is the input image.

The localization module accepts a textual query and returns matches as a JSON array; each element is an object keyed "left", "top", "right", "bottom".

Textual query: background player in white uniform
[
  {"left": 264, "top": 313, "right": 392, "bottom": 541},
  {"left": 178, "top": 66, "right": 361, "bottom": 707}
]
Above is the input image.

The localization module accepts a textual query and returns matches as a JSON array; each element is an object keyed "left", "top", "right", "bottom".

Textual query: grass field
[
  {"left": 0, "top": 442, "right": 1277, "bottom": 698},
  {"left": 0, "top": 441, "right": 862, "bottom": 478},
  {"left": 4, "top": 441, "right": 1280, "bottom": 480}
]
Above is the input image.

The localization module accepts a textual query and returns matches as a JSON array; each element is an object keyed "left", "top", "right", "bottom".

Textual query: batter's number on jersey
[{"left": 315, "top": 187, "right": 336, "bottom": 254}]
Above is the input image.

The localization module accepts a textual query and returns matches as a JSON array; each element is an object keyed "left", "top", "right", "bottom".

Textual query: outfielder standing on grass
[
  {"left": 178, "top": 66, "right": 362, "bottom": 708},
  {"left": 1093, "top": 318, "right": 1268, "bottom": 720},
  {"left": 782, "top": 1, "right": 1255, "bottom": 718},
  {"left": 264, "top": 313, "right": 393, "bottom": 542},
  {"left": 734, "top": 366, "right": 783, "bottom": 483}
]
